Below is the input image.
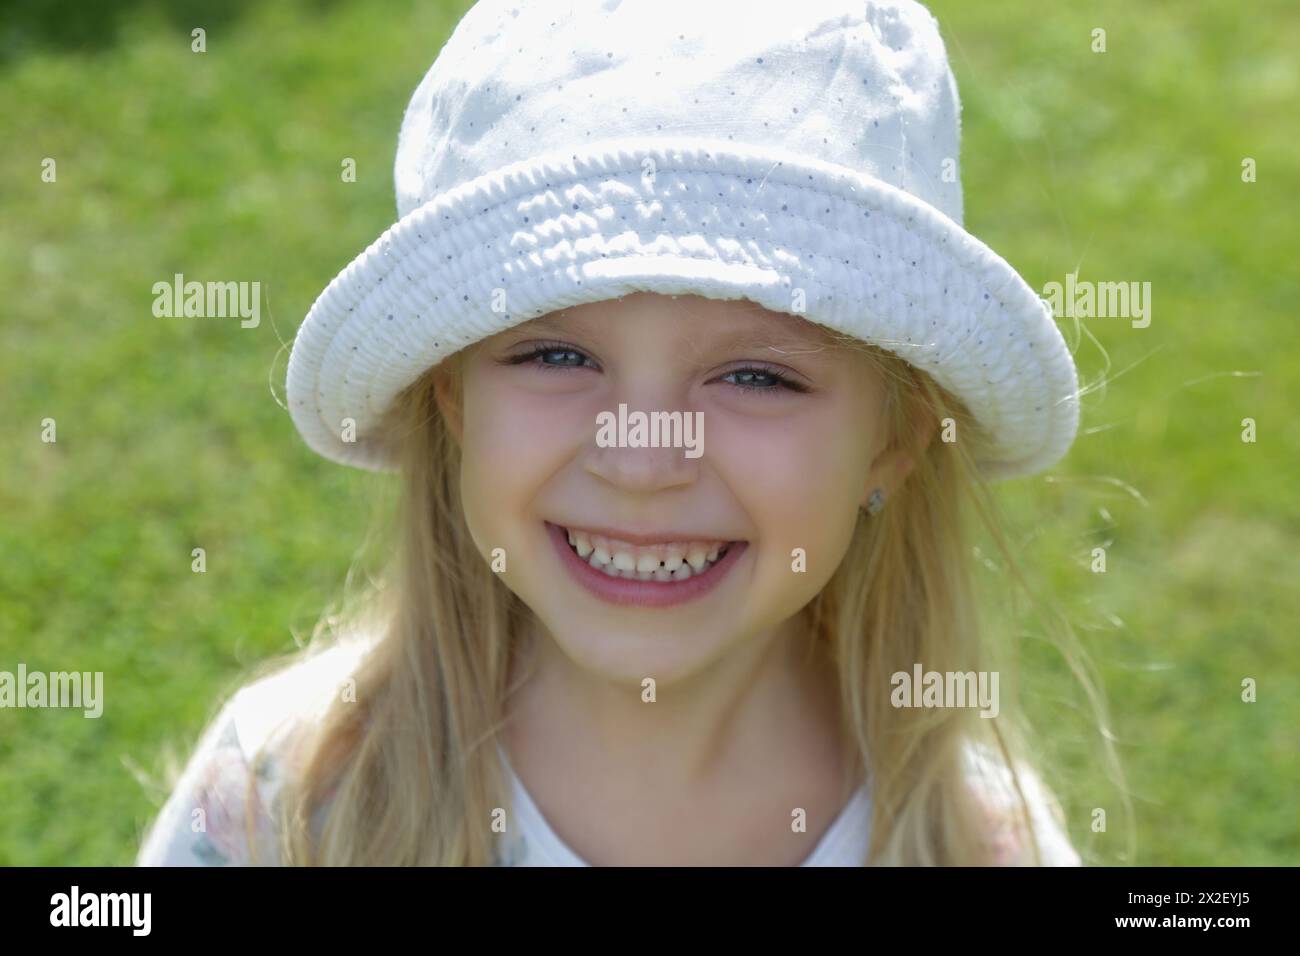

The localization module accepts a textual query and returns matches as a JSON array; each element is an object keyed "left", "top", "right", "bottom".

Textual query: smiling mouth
[{"left": 552, "top": 523, "right": 739, "bottom": 582}]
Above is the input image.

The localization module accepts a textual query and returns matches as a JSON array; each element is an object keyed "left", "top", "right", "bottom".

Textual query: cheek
[
  {"left": 708, "top": 398, "right": 876, "bottom": 573},
  {"left": 457, "top": 373, "right": 584, "bottom": 542}
]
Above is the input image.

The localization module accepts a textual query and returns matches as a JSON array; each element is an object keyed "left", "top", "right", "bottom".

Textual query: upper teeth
[{"left": 565, "top": 528, "right": 729, "bottom": 581}]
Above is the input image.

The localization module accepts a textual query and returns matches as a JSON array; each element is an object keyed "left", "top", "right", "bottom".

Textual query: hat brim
[{"left": 286, "top": 137, "right": 1078, "bottom": 480}]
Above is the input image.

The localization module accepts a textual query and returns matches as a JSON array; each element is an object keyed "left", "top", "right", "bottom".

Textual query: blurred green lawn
[{"left": 0, "top": 0, "right": 1296, "bottom": 865}]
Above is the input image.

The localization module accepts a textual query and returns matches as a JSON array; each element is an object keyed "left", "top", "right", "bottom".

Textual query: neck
[{"left": 501, "top": 611, "right": 854, "bottom": 799}]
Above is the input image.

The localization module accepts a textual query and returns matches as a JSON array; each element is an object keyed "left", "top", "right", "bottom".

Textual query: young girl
[{"left": 138, "top": 0, "right": 1095, "bottom": 866}]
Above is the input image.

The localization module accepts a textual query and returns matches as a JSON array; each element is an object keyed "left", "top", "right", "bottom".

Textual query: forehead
[{"left": 516, "top": 293, "right": 844, "bottom": 354}]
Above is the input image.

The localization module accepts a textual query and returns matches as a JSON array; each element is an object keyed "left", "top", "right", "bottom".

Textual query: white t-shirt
[
  {"left": 136, "top": 641, "right": 1081, "bottom": 867},
  {"left": 494, "top": 740, "right": 875, "bottom": 866}
]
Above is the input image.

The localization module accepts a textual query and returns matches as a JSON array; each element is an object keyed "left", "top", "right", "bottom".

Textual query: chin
[{"left": 535, "top": 613, "right": 742, "bottom": 686}]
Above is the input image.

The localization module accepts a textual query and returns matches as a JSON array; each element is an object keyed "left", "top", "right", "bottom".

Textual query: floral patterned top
[{"left": 136, "top": 642, "right": 1082, "bottom": 867}]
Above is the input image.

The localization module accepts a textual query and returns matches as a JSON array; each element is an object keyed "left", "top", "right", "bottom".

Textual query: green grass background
[{"left": 0, "top": 0, "right": 1295, "bottom": 865}]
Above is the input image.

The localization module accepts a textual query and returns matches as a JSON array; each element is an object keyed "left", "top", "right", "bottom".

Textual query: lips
[{"left": 543, "top": 521, "right": 747, "bottom": 607}]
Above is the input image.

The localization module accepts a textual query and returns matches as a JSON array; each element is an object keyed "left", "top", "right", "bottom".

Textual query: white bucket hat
[{"left": 286, "top": 0, "right": 1079, "bottom": 480}]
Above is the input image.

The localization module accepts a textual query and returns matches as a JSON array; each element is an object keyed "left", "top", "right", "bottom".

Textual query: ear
[
  {"left": 860, "top": 446, "right": 914, "bottom": 509},
  {"left": 859, "top": 385, "right": 939, "bottom": 508},
  {"left": 432, "top": 359, "right": 464, "bottom": 446}
]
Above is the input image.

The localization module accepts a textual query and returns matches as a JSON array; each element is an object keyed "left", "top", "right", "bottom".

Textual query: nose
[{"left": 582, "top": 405, "right": 702, "bottom": 495}]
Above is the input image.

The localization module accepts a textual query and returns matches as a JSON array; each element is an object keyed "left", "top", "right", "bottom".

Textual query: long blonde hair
[{"left": 256, "top": 333, "right": 1125, "bottom": 866}]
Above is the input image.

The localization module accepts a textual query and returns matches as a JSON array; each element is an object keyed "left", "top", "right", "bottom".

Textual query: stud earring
[{"left": 865, "top": 488, "right": 885, "bottom": 515}]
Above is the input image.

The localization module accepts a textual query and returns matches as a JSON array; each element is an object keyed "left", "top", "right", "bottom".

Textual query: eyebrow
[
  {"left": 508, "top": 316, "right": 570, "bottom": 338},
  {"left": 699, "top": 326, "right": 833, "bottom": 358}
]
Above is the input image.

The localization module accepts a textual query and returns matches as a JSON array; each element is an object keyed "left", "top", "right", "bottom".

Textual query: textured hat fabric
[{"left": 286, "top": 0, "right": 1080, "bottom": 480}]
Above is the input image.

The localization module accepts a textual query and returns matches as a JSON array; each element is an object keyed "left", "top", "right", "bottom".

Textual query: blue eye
[
  {"left": 720, "top": 366, "right": 807, "bottom": 393},
  {"left": 537, "top": 348, "right": 587, "bottom": 367},
  {"left": 505, "top": 341, "right": 598, "bottom": 371}
]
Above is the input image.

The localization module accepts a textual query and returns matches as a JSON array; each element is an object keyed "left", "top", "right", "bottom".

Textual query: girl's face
[{"left": 443, "top": 292, "right": 904, "bottom": 684}]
